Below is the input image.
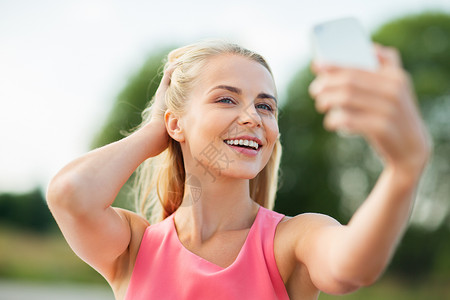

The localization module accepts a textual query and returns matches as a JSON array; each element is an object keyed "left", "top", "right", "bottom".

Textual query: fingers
[
  {"left": 156, "top": 62, "right": 178, "bottom": 97},
  {"left": 151, "top": 63, "right": 178, "bottom": 121},
  {"left": 161, "top": 63, "right": 177, "bottom": 87},
  {"left": 374, "top": 43, "right": 403, "bottom": 68},
  {"left": 316, "top": 86, "right": 397, "bottom": 136},
  {"left": 322, "top": 106, "right": 395, "bottom": 138},
  {"left": 310, "top": 61, "right": 340, "bottom": 75},
  {"left": 309, "top": 68, "right": 404, "bottom": 110},
  {"left": 313, "top": 88, "right": 394, "bottom": 118},
  {"left": 308, "top": 59, "right": 409, "bottom": 138}
]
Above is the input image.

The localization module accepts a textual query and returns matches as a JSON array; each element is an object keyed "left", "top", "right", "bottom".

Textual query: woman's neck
[{"left": 174, "top": 174, "right": 259, "bottom": 245}]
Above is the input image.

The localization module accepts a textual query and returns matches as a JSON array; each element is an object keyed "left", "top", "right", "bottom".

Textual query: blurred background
[{"left": 0, "top": 0, "right": 449, "bottom": 299}]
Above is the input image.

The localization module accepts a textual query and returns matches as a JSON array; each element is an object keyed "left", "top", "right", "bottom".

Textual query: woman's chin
[{"left": 218, "top": 168, "right": 260, "bottom": 180}]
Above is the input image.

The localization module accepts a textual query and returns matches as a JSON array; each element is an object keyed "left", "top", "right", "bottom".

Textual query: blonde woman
[{"left": 47, "top": 40, "right": 430, "bottom": 299}]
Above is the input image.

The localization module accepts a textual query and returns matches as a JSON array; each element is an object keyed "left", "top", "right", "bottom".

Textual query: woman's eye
[
  {"left": 217, "top": 97, "right": 234, "bottom": 104},
  {"left": 256, "top": 103, "right": 274, "bottom": 112}
]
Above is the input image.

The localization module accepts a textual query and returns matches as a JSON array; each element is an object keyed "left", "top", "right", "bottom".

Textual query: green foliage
[
  {"left": 372, "top": 12, "right": 450, "bottom": 99},
  {"left": 274, "top": 67, "right": 345, "bottom": 222},
  {"left": 372, "top": 12, "right": 450, "bottom": 279},
  {"left": 0, "top": 189, "right": 56, "bottom": 233},
  {"left": 388, "top": 226, "right": 448, "bottom": 279}
]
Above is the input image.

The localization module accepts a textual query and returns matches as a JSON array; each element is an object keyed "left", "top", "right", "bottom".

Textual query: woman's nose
[{"left": 237, "top": 104, "right": 262, "bottom": 127}]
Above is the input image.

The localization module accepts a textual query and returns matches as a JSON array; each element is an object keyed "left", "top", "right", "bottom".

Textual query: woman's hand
[
  {"left": 142, "top": 63, "right": 177, "bottom": 155},
  {"left": 150, "top": 64, "right": 176, "bottom": 121},
  {"left": 309, "top": 44, "right": 431, "bottom": 178}
]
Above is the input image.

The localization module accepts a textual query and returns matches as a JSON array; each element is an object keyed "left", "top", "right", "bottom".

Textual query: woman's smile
[{"left": 223, "top": 136, "right": 263, "bottom": 157}]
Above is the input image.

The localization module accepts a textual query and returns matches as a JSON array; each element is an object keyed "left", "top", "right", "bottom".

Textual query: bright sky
[{"left": 1, "top": 0, "right": 449, "bottom": 193}]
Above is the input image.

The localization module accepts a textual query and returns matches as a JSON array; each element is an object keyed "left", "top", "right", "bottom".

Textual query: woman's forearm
[
  {"left": 330, "top": 164, "right": 423, "bottom": 286},
  {"left": 47, "top": 120, "right": 169, "bottom": 213}
]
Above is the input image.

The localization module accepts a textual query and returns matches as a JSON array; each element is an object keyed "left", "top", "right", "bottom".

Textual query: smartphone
[{"left": 311, "top": 17, "right": 378, "bottom": 71}]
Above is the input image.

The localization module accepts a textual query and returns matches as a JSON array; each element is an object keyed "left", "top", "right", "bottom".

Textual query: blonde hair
[{"left": 134, "top": 40, "right": 282, "bottom": 224}]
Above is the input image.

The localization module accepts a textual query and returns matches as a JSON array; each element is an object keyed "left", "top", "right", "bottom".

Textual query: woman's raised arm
[
  {"left": 46, "top": 66, "right": 174, "bottom": 282},
  {"left": 283, "top": 45, "right": 431, "bottom": 295}
]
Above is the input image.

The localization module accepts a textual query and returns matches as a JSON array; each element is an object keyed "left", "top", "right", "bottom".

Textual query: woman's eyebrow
[
  {"left": 209, "top": 85, "right": 241, "bottom": 95},
  {"left": 208, "top": 85, "right": 277, "bottom": 103},
  {"left": 257, "top": 93, "right": 277, "bottom": 104}
]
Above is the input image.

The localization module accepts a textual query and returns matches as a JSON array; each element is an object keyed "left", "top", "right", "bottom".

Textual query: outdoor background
[{"left": 0, "top": 0, "right": 449, "bottom": 299}]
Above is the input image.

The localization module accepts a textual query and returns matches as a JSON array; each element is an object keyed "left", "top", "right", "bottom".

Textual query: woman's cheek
[{"left": 266, "top": 117, "right": 279, "bottom": 143}]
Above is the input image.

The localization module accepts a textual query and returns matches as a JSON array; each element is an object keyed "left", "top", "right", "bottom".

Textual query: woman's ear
[{"left": 165, "top": 110, "right": 185, "bottom": 142}]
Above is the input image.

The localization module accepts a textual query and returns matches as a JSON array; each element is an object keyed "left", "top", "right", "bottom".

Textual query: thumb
[{"left": 374, "top": 43, "right": 403, "bottom": 68}]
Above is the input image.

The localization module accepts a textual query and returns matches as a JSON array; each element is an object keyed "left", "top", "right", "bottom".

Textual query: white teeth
[{"left": 225, "top": 139, "right": 259, "bottom": 150}]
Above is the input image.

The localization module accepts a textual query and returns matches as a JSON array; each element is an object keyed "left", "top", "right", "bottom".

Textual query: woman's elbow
[
  {"left": 46, "top": 174, "right": 84, "bottom": 214},
  {"left": 330, "top": 264, "right": 383, "bottom": 292}
]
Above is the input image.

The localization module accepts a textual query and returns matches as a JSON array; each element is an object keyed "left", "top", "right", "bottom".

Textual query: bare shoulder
[
  {"left": 109, "top": 208, "right": 150, "bottom": 295},
  {"left": 278, "top": 213, "right": 340, "bottom": 233},
  {"left": 274, "top": 212, "right": 341, "bottom": 297},
  {"left": 276, "top": 212, "right": 341, "bottom": 259},
  {"left": 275, "top": 213, "right": 339, "bottom": 268}
]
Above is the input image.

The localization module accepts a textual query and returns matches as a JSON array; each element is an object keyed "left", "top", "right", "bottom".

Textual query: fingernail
[
  {"left": 309, "top": 80, "right": 322, "bottom": 95},
  {"left": 315, "top": 62, "right": 326, "bottom": 70}
]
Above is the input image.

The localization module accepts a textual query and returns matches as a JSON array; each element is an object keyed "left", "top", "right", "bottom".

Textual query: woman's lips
[{"left": 223, "top": 140, "right": 260, "bottom": 157}]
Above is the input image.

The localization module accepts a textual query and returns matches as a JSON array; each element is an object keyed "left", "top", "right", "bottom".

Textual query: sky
[{"left": 1, "top": 0, "right": 449, "bottom": 193}]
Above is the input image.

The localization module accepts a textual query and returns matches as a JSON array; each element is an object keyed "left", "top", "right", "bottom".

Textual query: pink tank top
[{"left": 125, "top": 206, "right": 290, "bottom": 299}]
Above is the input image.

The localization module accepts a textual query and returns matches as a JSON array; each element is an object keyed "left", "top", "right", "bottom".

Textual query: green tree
[
  {"left": 0, "top": 189, "right": 55, "bottom": 233},
  {"left": 274, "top": 67, "right": 345, "bottom": 221},
  {"left": 371, "top": 12, "right": 450, "bottom": 279}
]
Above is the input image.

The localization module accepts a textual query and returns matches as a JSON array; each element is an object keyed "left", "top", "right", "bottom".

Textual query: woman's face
[{"left": 179, "top": 54, "right": 279, "bottom": 181}]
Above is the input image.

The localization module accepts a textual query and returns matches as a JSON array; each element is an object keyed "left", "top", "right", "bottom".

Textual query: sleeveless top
[{"left": 125, "top": 206, "right": 290, "bottom": 299}]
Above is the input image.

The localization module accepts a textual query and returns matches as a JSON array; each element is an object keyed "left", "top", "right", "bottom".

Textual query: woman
[{"left": 47, "top": 40, "right": 430, "bottom": 299}]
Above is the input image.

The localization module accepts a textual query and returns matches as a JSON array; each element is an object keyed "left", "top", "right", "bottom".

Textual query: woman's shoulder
[
  {"left": 277, "top": 212, "right": 340, "bottom": 242},
  {"left": 274, "top": 212, "right": 340, "bottom": 286},
  {"left": 279, "top": 212, "right": 339, "bottom": 226},
  {"left": 275, "top": 212, "right": 340, "bottom": 259}
]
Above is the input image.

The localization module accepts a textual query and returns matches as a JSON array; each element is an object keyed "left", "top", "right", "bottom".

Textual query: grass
[
  {"left": 1, "top": 226, "right": 449, "bottom": 299},
  {"left": 0, "top": 226, "right": 106, "bottom": 285}
]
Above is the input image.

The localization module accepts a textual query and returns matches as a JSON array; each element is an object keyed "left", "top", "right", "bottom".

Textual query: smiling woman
[{"left": 46, "top": 40, "right": 430, "bottom": 300}]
